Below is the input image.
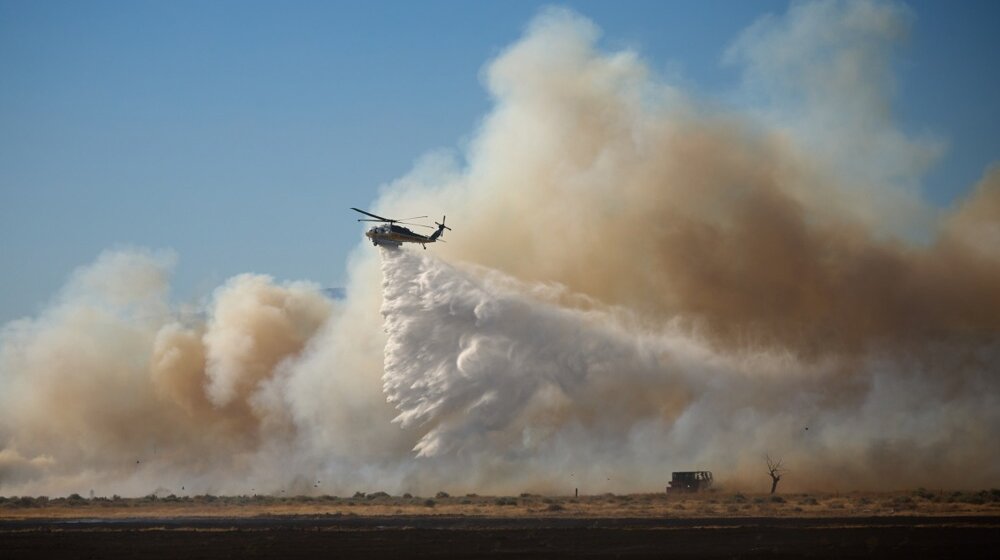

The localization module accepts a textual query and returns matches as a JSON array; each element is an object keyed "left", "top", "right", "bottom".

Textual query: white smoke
[{"left": 377, "top": 248, "right": 1000, "bottom": 492}]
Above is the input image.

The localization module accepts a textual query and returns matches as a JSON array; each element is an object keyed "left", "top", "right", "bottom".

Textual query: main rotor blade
[
  {"left": 351, "top": 207, "right": 391, "bottom": 221},
  {"left": 357, "top": 218, "right": 387, "bottom": 223},
  {"left": 397, "top": 221, "right": 434, "bottom": 229},
  {"left": 399, "top": 215, "right": 428, "bottom": 222}
]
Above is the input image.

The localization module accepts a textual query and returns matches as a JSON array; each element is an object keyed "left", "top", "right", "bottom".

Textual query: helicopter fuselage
[{"left": 366, "top": 223, "right": 434, "bottom": 248}]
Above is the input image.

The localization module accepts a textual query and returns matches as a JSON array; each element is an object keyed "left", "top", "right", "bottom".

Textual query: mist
[{"left": 2, "top": 1, "right": 998, "bottom": 496}]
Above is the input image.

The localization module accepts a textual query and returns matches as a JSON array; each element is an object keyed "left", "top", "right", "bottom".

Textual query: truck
[{"left": 666, "top": 471, "right": 714, "bottom": 493}]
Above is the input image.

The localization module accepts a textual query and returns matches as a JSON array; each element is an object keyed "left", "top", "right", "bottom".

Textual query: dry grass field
[{"left": 2, "top": 488, "right": 999, "bottom": 519}]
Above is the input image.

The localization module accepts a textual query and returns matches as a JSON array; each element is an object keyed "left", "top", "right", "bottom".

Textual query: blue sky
[{"left": 1, "top": 0, "right": 998, "bottom": 325}]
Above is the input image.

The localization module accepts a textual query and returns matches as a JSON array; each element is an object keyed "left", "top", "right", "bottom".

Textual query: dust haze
[{"left": 2, "top": 1, "right": 998, "bottom": 496}]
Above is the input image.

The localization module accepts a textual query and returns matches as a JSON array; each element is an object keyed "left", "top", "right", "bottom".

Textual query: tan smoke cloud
[
  {"left": 0, "top": 250, "right": 335, "bottom": 495},
  {"left": 379, "top": 3, "right": 1000, "bottom": 359},
  {"left": 945, "top": 166, "right": 1000, "bottom": 257},
  {"left": 1, "top": 1, "right": 998, "bottom": 496}
]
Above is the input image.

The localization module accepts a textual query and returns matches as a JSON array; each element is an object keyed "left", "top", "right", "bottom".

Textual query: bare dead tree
[{"left": 766, "top": 454, "right": 786, "bottom": 495}]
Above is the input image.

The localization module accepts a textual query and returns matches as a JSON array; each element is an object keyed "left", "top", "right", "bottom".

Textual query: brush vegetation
[{"left": 2, "top": 489, "right": 999, "bottom": 519}]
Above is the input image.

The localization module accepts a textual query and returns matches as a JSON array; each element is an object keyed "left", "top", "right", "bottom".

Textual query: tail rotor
[{"left": 430, "top": 216, "right": 451, "bottom": 241}]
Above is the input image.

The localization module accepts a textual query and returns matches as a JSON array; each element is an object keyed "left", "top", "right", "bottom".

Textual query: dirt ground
[{"left": 2, "top": 491, "right": 999, "bottom": 558}]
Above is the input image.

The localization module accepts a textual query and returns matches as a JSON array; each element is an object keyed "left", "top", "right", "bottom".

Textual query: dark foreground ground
[{"left": 2, "top": 515, "right": 998, "bottom": 559}]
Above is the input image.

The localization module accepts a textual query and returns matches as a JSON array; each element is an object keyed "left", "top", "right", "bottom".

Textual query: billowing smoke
[
  {"left": 2, "top": 1, "right": 998, "bottom": 496},
  {"left": 380, "top": 247, "right": 998, "bottom": 492}
]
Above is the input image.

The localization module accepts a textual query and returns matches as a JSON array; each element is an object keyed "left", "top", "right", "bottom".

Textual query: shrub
[
  {"left": 957, "top": 492, "right": 986, "bottom": 505},
  {"left": 545, "top": 503, "right": 564, "bottom": 512},
  {"left": 494, "top": 497, "right": 517, "bottom": 506},
  {"left": 435, "top": 491, "right": 450, "bottom": 499},
  {"left": 423, "top": 499, "right": 436, "bottom": 507},
  {"left": 402, "top": 493, "right": 413, "bottom": 499},
  {"left": 366, "top": 491, "right": 391, "bottom": 500},
  {"left": 889, "top": 495, "right": 917, "bottom": 509},
  {"left": 769, "top": 495, "right": 785, "bottom": 503}
]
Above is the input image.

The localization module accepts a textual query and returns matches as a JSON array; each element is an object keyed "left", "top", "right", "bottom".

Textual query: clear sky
[{"left": 1, "top": 0, "right": 998, "bottom": 326}]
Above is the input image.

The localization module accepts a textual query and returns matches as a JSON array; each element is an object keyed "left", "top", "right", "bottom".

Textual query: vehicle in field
[{"left": 666, "top": 471, "right": 714, "bottom": 493}]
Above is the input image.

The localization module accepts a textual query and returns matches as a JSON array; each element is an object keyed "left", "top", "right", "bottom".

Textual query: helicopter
[{"left": 351, "top": 207, "right": 451, "bottom": 249}]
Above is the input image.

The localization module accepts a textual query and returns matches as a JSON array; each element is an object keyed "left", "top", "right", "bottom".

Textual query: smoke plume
[{"left": 1, "top": 1, "right": 998, "bottom": 496}]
